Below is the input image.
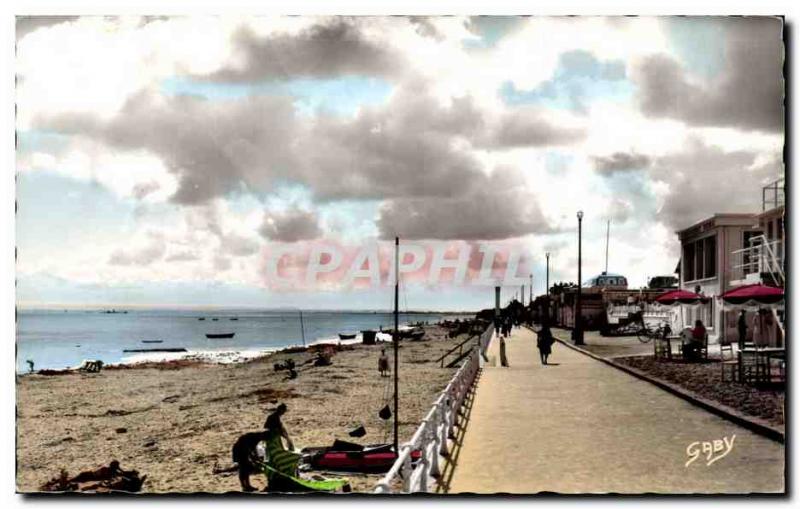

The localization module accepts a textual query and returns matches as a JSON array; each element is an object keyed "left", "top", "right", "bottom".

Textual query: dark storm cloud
[
  {"left": 204, "top": 18, "right": 403, "bottom": 82},
  {"left": 635, "top": 17, "right": 783, "bottom": 132},
  {"left": 36, "top": 71, "right": 584, "bottom": 209},
  {"left": 259, "top": 208, "right": 323, "bottom": 243},
  {"left": 377, "top": 168, "right": 552, "bottom": 240},
  {"left": 16, "top": 16, "right": 78, "bottom": 40},
  {"left": 592, "top": 152, "right": 651, "bottom": 174},
  {"left": 650, "top": 138, "right": 782, "bottom": 229}
]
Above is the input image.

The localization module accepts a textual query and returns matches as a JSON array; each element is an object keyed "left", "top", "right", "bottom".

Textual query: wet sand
[{"left": 16, "top": 325, "right": 472, "bottom": 493}]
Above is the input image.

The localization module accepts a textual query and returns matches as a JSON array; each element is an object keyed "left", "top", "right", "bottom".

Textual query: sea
[{"left": 15, "top": 309, "right": 474, "bottom": 373}]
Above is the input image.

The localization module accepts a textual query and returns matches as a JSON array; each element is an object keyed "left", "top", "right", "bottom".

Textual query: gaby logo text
[{"left": 685, "top": 435, "right": 736, "bottom": 467}]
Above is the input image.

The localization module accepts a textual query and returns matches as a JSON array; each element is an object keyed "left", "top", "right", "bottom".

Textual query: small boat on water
[
  {"left": 211, "top": 318, "right": 219, "bottom": 321},
  {"left": 198, "top": 317, "right": 206, "bottom": 321},
  {"left": 206, "top": 332, "right": 235, "bottom": 339},
  {"left": 389, "top": 327, "right": 425, "bottom": 340},
  {"left": 338, "top": 333, "right": 357, "bottom": 340},
  {"left": 141, "top": 340, "right": 164, "bottom": 344},
  {"left": 230, "top": 317, "right": 239, "bottom": 321},
  {"left": 123, "top": 348, "right": 187, "bottom": 353}
]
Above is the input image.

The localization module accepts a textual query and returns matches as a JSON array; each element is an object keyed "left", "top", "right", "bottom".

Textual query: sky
[{"left": 14, "top": 15, "right": 785, "bottom": 310}]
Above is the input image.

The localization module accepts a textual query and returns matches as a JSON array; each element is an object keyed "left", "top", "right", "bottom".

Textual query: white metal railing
[
  {"left": 730, "top": 236, "right": 784, "bottom": 286},
  {"left": 607, "top": 304, "right": 671, "bottom": 324},
  {"left": 373, "top": 325, "right": 489, "bottom": 494}
]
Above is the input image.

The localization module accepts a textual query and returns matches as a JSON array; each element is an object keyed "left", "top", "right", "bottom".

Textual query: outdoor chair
[
  {"left": 698, "top": 332, "right": 709, "bottom": 361},
  {"left": 739, "top": 350, "right": 768, "bottom": 385},
  {"left": 718, "top": 341, "right": 736, "bottom": 382},
  {"left": 654, "top": 336, "right": 671, "bottom": 361}
]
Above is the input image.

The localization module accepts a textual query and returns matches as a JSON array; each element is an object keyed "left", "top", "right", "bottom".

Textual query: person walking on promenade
[
  {"left": 536, "top": 323, "right": 554, "bottom": 365},
  {"left": 499, "top": 336, "right": 509, "bottom": 367}
]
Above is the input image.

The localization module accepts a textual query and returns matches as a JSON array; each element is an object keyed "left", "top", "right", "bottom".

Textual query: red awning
[
  {"left": 720, "top": 284, "right": 784, "bottom": 305},
  {"left": 655, "top": 289, "right": 710, "bottom": 305}
]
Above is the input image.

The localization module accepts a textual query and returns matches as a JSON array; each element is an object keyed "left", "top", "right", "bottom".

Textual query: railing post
[
  {"left": 401, "top": 446, "right": 413, "bottom": 493},
  {"left": 439, "top": 399, "right": 450, "bottom": 456},
  {"left": 430, "top": 406, "right": 442, "bottom": 479}
]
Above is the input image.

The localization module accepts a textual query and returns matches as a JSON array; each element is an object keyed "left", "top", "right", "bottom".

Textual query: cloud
[
  {"left": 108, "top": 238, "right": 166, "bottom": 266},
  {"left": 16, "top": 16, "right": 78, "bottom": 40},
  {"left": 165, "top": 250, "right": 200, "bottom": 262},
  {"left": 203, "top": 18, "right": 403, "bottom": 82},
  {"left": 259, "top": 208, "right": 323, "bottom": 242},
  {"left": 483, "top": 106, "right": 586, "bottom": 148},
  {"left": 592, "top": 152, "right": 651, "bottom": 174},
  {"left": 222, "top": 233, "right": 260, "bottom": 256},
  {"left": 377, "top": 168, "right": 552, "bottom": 240},
  {"left": 36, "top": 90, "right": 299, "bottom": 205},
  {"left": 634, "top": 17, "right": 783, "bottom": 132},
  {"left": 649, "top": 138, "right": 782, "bottom": 229}
]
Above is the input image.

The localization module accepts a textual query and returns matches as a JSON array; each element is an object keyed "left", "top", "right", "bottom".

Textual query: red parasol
[
  {"left": 720, "top": 284, "right": 784, "bottom": 306},
  {"left": 655, "top": 289, "right": 710, "bottom": 306}
]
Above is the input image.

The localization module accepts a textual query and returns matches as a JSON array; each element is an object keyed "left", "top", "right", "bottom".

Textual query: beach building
[{"left": 676, "top": 178, "right": 785, "bottom": 343}]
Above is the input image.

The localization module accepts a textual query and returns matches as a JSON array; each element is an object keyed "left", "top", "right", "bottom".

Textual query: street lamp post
[
  {"left": 545, "top": 253, "right": 550, "bottom": 296},
  {"left": 573, "top": 211, "right": 585, "bottom": 345}
]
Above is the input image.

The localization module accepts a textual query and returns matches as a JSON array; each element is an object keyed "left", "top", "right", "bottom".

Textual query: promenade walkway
[{"left": 447, "top": 326, "right": 784, "bottom": 494}]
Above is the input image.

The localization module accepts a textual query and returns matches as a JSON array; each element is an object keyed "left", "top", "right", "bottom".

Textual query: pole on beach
[
  {"left": 605, "top": 219, "right": 610, "bottom": 274},
  {"left": 393, "top": 236, "right": 399, "bottom": 455},
  {"left": 574, "top": 211, "right": 585, "bottom": 345},
  {"left": 546, "top": 253, "right": 550, "bottom": 296},
  {"left": 299, "top": 310, "right": 306, "bottom": 346}
]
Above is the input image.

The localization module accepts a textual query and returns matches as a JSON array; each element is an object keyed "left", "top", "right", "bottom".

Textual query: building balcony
[
  {"left": 762, "top": 177, "right": 784, "bottom": 212},
  {"left": 730, "top": 237, "right": 784, "bottom": 287}
]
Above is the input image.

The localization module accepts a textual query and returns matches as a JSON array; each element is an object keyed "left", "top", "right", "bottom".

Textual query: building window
[
  {"left": 683, "top": 234, "right": 717, "bottom": 282},
  {"left": 705, "top": 235, "right": 716, "bottom": 278},
  {"left": 683, "top": 243, "right": 695, "bottom": 282}
]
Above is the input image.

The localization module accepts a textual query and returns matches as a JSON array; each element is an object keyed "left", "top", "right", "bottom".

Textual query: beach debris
[
  {"left": 39, "top": 460, "right": 146, "bottom": 493},
  {"left": 348, "top": 425, "right": 366, "bottom": 438},
  {"left": 313, "top": 347, "right": 335, "bottom": 367},
  {"left": 78, "top": 360, "right": 104, "bottom": 373},
  {"left": 273, "top": 359, "right": 296, "bottom": 372},
  {"left": 378, "top": 405, "right": 392, "bottom": 420},
  {"left": 285, "top": 368, "right": 298, "bottom": 380},
  {"left": 143, "top": 440, "right": 157, "bottom": 448},
  {"left": 115, "top": 427, "right": 127, "bottom": 434}
]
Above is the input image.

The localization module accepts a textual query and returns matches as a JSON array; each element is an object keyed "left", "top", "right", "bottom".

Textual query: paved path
[{"left": 447, "top": 327, "right": 784, "bottom": 494}]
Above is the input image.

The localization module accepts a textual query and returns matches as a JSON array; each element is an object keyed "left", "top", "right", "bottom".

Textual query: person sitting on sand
[{"left": 378, "top": 348, "right": 390, "bottom": 377}]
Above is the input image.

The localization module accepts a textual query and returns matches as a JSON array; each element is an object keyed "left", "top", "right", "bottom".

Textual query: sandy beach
[{"left": 16, "top": 325, "right": 472, "bottom": 493}]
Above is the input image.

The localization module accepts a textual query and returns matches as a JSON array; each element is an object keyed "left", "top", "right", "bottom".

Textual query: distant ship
[{"left": 206, "top": 332, "right": 235, "bottom": 339}]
